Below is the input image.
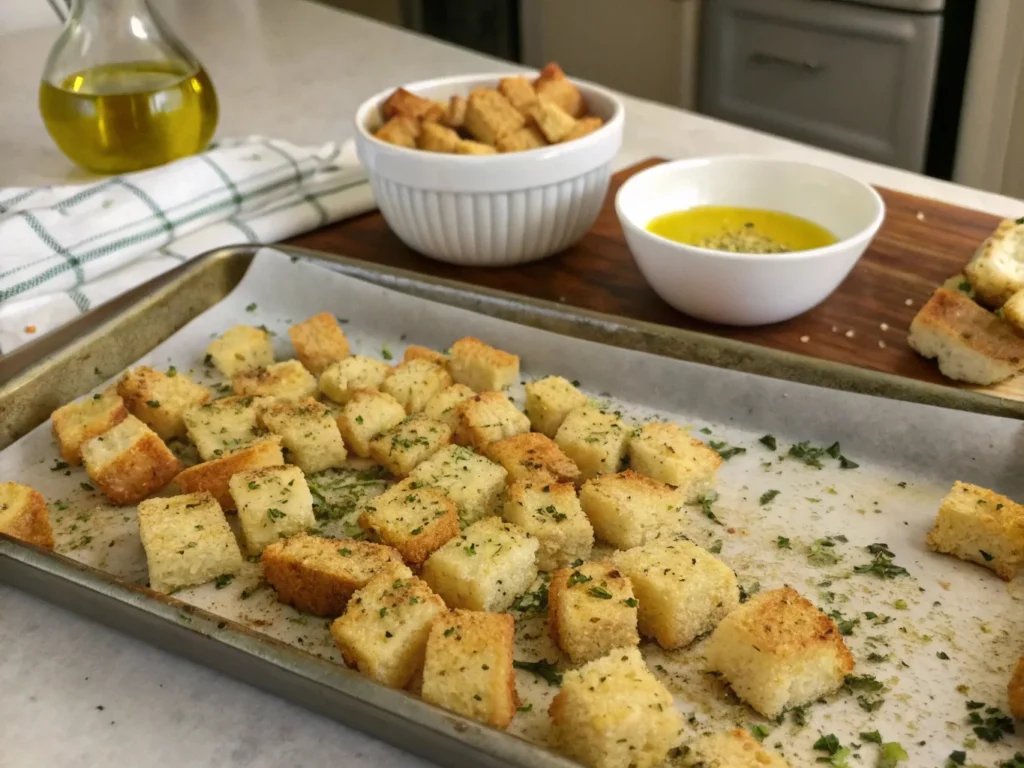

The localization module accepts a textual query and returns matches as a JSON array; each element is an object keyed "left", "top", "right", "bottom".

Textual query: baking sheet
[{"left": 4, "top": 247, "right": 1024, "bottom": 767}]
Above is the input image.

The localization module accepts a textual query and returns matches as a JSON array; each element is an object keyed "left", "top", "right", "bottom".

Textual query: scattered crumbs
[
  {"left": 845, "top": 329, "right": 855, "bottom": 338},
  {"left": 905, "top": 298, "right": 914, "bottom": 306},
  {"left": 800, "top": 335, "right": 810, "bottom": 343},
  {"left": 880, "top": 322, "right": 889, "bottom": 331},
  {"left": 24, "top": 325, "right": 37, "bottom": 334},
  {"left": 878, "top": 340, "right": 886, "bottom": 349},
  {"left": 916, "top": 211, "right": 925, "bottom": 221},
  {"left": 831, "top": 326, "right": 838, "bottom": 333}
]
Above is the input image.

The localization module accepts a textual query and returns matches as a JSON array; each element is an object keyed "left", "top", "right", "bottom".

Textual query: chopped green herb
[
  {"left": 826, "top": 441, "right": 842, "bottom": 459},
  {"left": 860, "top": 730, "right": 882, "bottom": 744},
  {"left": 776, "top": 536, "right": 791, "bottom": 549},
  {"left": 464, "top": 542, "right": 477, "bottom": 556},
  {"left": 568, "top": 571, "right": 593, "bottom": 587},
  {"left": 738, "top": 582, "right": 760, "bottom": 603},
  {"left": 980, "top": 550, "right": 994, "bottom": 562},
  {"left": 245, "top": 303, "right": 257, "bottom": 312},
  {"left": 759, "top": 489, "right": 780, "bottom": 506},
  {"left": 696, "top": 491, "right": 722, "bottom": 525},
  {"left": 854, "top": 543, "right": 909, "bottom": 579},
  {"left": 355, "top": 415, "right": 364, "bottom": 424},
  {"left": 623, "top": 597, "right": 638, "bottom": 607},
  {"left": 444, "top": 627, "right": 455, "bottom": 637},
  {"left": 214, "top": 574, "right": 235, "bottom": 589},
  {"left": 789, "top": 704, "right": 810, "bottom": 727},
  {"left": 513, "top": 658, "right": 562, "bottom": 686},
  {"left": 807, "top": 537, "right": 842, "bottom": 567},
  {"left": 878, "top": 741, "right": 908, "bottom": 767},
  {"left": 511, "top": 578, "right": 549, "bottom": 615},
  {"left": 968, "top": 704, "right": 1014, "bottom": 742},
  {"left": 946, "top": 751, "right": 966, "bottom": 766},
  {"left": 248, "top": 481, "right": 259, "bottom": 490},
  {"left": 748, "top": 724, "right": 770, "bottom": 742},
  {"left": 839, "top": 455, "right": 859, "bottom": 469},
  {"left": 381, "top": 345, "right": 393, "bottom": 361},
  {"left": 708, "top": 539, "right": 723, "bottom": 554},
  {"left": 339, "top": 547, "right": 352, "bottom": 556},
  {"left": 588, "top": 586, "right": 613, "bottom": 600},
  {"left": 759, "top": 434, "right": 777, "bottom": 450},
  {"left": 50, "top": 460, "right": 70, "bottom": 472},
  {"left": 166, "top": 366, "right": 177, "bottom": 377},
  {"left": 80, "top": 482, "right": 94, "bottom": 491},
  {"left": 787, "top": 441, "right": 827, "bottom": 468},
  {"left": 267, "top": 508, "right": 286, "bottom": 521},
  {"left": 379, "top": 607, "right": 388, "bottom": 617},
  {"left": 699, "top": 427, "right": 713, "bottom": 434},
  {"left": 517, "top": 703, "right": 533, "bottom": 713}
]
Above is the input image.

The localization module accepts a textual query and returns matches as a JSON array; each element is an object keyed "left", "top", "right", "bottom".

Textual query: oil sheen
[
  {"left": 39, "top": 61, "right": 218, "bottom": 174},
  {"left": 647, "top": 205, "right": 837, "bottom": 254}
]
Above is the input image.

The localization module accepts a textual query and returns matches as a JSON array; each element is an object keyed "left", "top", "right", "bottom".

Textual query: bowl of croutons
[{"left": 354, "top": 63, "right": 624, "bottom": 267}]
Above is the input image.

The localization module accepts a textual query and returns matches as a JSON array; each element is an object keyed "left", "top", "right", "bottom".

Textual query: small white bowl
[
  {"left": 354, "top": 72, "right": 624, "bottom": 267},
  {"left": 615, "top": 156, "right": 885, "bottom": 325}
]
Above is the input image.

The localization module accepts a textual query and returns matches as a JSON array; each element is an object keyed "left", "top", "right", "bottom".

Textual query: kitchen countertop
[{"left": 1, "top": 2, "right": 1022, "bottom": 767}]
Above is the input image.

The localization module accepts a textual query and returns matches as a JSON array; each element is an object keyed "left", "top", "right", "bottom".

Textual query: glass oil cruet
[{"left": 39, "top": 0, "right": 219, "bottom": 174}]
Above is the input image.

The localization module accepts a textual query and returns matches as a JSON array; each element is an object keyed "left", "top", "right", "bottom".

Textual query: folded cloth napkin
[{"left": 0, "top": 136, "right": 375, "bottom": 354}]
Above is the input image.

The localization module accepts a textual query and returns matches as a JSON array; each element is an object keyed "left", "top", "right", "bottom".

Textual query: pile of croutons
[{"left": 373, "top": 62, "right": 605, "bottom": 155}]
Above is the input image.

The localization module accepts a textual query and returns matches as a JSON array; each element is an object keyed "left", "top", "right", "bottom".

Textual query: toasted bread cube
[
  {"left": 1004, "top": 288, "right": 1024, "bottom": 333},
  {"left": 454, "top": 140, "right": 498, "bottom": 156},
  {"left": 137, "top": 492, "right": 243, "bottom": 593},
  {"left": 529, "top": 99, "right": 577, "bottom": 143},
  {"left": 369, "top": 413, "right": 452, "bottom": 477},
  {"left": 496, "top": 125, "right": 547, "bottom": 153},
  {"left": 51, "top": 388, "right": 128, "bottom": 464},
  {"left": 629, "top": 422, "right": 722, "bottom": 503},
  {"left": 579, "top": 471, "right": 683, "bottom": 550},
  {"left": 0, "top": 482, "right": 54, "bottom": 549},
  {"left": 549, "top": 646, "right": 683, "bottom": 768},
  {"left": 359, "top": 479, "right": 460, "bottom": 564},
  {"left": 926, "top": 481, "right": 1024, "bottom": 580},
  {"left": 233, "top": 360, "right": 318, "bottom": 401},
  {"left": 705, "top": 586, "right": 854, "bottom": 718},
  {"left": 331, "top": 566, "right": 446, "bottom": 688},
  {"left": 174, "top": 437, "right": 284, "bottom": 510},
  {"left": 228, "top": 465, "right": 316, "bottom": 555},
  {"left": 463, "top": 88, "right": 526, "bottom": 145},
  {"left": 548, "top": 561, "right": 638, "bottom": 663},
  {"left": 485, "top": 432, "right": 580, "bottom": 486},
  {"left": 258, "top": 398, "right": 347, "bottom": 474},
  {"left": 455, "top": 392, "right": 531, "bottom": 450},
  {"left": 422, "top": 610, "right": 517, "bottom": 729},
  {"left": 611, "top": 540, "right": 738, "bottom": 649},
  {"left": 81, "top": 415, "right": 180, "bottom": 505},
  {"left": 503, "top": 481, "right": 593, "bottom": 571},
  {"left": 319, "top": 355, "right": 392, "bottom": 404},
  {"left": 422, "top": 517, "right": 538, "bottom": 611},
  {"left": 403, "top": 345, "right": 449, "bottom": 367},
  {"left": 561, "top": 116, "right": 604, "bottom": 143},
  {"left": 555, "top": 407, "right": 628, "bottom": 481},
  {"left": 534, "top": 62, "right": 584, "bottom": 118},
  {"left": 445, "top": 95, "right": 467, "bottom": 129},
  {"left": 524, "top": 376, "right": 588, "bottom": 438},
  {"left": 423, "top": 384, "right": 475, "bottom": 431},
  {"left": 288, "top": 313, "right": 350, "bottom": 376},
  {"left": 117, "top": 366, "right": 212, "bottom": 440},
  {"left": 963, "top": 218, "right": 1024, "bottom": 307},
  {"left": 418, "top": 122, "right": 463, "bottom": 153},
  {"left": 680, "top": 729, "right": 791, "bottom": 768},
  {"left": 381, "top": 87, "right": 438, "bottom": 120},
  {"left": 374, "top": 115, "right": 420, "bottom": 148},
  {"left": 448, "top": 337, "right": 520, "bottom": 392},
  {"left": 338, "top": 389, "right": 407, "bottom": 458},
  {"left": 498, "top": 75, "right": 539, "bottom": 116},
  {"left": 381, "top": 359, "right": 453, "bottom": 414},
  {"left": 408, "top": 444, "right": 508, "bottom": 525},
  {"left": 421, "top": 102, "right": 446, "bottom": 123},
  {"left": 205, "top": 325, "right": 275, "bottom": 378},
  {"left": 1010, "top": 658, "right": 1024, "bottom": 720},
  {"left": 184, "top": 396, "right": 268, "bottom": 461}
]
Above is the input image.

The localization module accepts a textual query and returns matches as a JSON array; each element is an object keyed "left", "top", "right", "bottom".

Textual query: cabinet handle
[{"left": 748, "top": 51, "right": 826, "bottom": 73}]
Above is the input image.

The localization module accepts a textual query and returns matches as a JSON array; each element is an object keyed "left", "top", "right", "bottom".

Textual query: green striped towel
[{"left": 0, "top": 136, "right": 374, "bottom": 353}]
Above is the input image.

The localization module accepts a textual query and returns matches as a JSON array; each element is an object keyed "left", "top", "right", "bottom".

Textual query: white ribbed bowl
[{"left": 354, "top": 73, "right": 624, "bottom": 267}]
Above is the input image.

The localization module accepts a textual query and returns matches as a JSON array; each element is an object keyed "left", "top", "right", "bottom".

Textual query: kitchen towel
[{"left": 0, "top": 136, "right": 375, "bottom": 354}]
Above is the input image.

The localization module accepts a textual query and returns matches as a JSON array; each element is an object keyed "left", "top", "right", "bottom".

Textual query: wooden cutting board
[{"left": 287, "top": 158, "right": 1022, "bottom": 401}]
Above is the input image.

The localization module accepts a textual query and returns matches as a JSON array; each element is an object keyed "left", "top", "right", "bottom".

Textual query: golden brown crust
[
  {"left": 174, "top": 437, "right": 283, "bottom": 510},
  {"left": 288, "top": 313, "right": 351, "bottom": 376},
  {"left": 375, "top": 115, "right": 420, "bottom": 148},
  {"left": 560, "top": 116, "right": 604, "bottom": 143},
  {"left": 528, "top": 99, "right": 576, "bottom": 143},
  {"left": 913, "top": 288, "right": 1024, "bottom": 363},
  {"left": 495, "top": 126, "right": 547, "bottom": 153},
  {"left": 547, "top": 566, "right": 569, "bottom": 650},
  {"left": 0, "top": 482, "right": 54, "bottom": 549},
  {"left": 444, "top": 95, "right": 467, "bottom": 129},
  {"left": 358, "top": 485, "right": 460, "bottom": 564},
  {"left": 454, "top": 392, "right": 530, "bottom": 450},
  {"left": 50, "top": 389, "right": 128, "bottom": 465},
  {"left": 498, "top": 76, "right": 538, "bottom": 116},
  {"left": 534, "top": 63, "right": 584, "bottom": 118},
  {"left": 964, "top": 218, "right": 1024, "bottom": 307},
  {"left": 117, "top": 366, "right": 212, "bottom": 440},
  {"left": 88, "top": 431, "right": 180, "bottom": 506},
  {"left": 403, "top": 345, "right": 449, "bottom": 367},
  {"left": 485, "top": 432, "right": 581, "bottom": 486},
  {"left": 417, "top": 122, "right": 462, "bottom": 153},
  {"left": 381, "top": 87, "right": 439, "bottom": 120},
  {"left": 462, "top": 89, "right": 526, "bottom": 146},
  {"left": 1009, "top": 657, "right": 1024, "bottom": 719}
]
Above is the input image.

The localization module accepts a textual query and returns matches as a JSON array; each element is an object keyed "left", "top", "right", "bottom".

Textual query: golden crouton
[
  {"left": 448, "top": 337, "right": 520, "bottom": 392},
  {"left": 548, "top": 561, "right": 638, "bottom": 663},
  {"left": 0, "top": 482, "right": 54, "bottom": 549},
  {"left": 288, "top": 313, "right": 350, "bottom": 376},
  {"left": 228, "top": 465, "right": 317, "bottom": 555},
  {"left": 117, "top": 366, "right": 212, "bottom": 440},
  {"left": 408, "top": 444, "right": 508, "bottom": 525},
  {"left": 534, "top": 62, "right": 584, "bottom": 117},
  {"left": 524, "top": 375, "right": 588, "bottom": 438},
  {"left": 554, "top": 406, "right": 629, "bottom": 481},
  {"left": 454, "top": 140, "right": 498, "bottom": 156},
  {"left": 205, "top": 325, "right": 275, "bottom": 378},
  {"left": 455, "top": 392, "right": 531, "bottom": 450},
  {"left": 495, "top": 126, "right": 547, "bottom": 153},
  {"left": 561, "top": 116, "right": 604, "bottom": 142},
  {"left": 359, "top": 478, "right": 460, "bottom": 564},
  {"left": 498, "top": 76, "right": 538, "bottom": 116},
  {"left": 338, "top": 389, "right": 407, "bottom": 459},
  {"left": 381, "top": 359, "right": 453, "bottom": 413},
  {"left": 705, "top": 586, "right": 854, "bottom": 718},
  {"left": 174, "top": 437, "right": 284, "bottom": 511},
  {"left": 331, "top": 566, "right": 447, "bottom": 689},
  {"left": 926, "top": 481, "right": 1024, "bottom": 580},
  {"left": 374, "top": 115, "right": 420, "bottom": 148},
  {"left": 381, "top": 87, "right": 438, "bottom": 120},
  {"left": 503, "top": 480, "right": 593, "bottom": 571},
  {"left": 629, "top": 422, "right": 722, "bottom": 503},
  {"left": 137, "top": 492, "right": 243, "bottom": 594},
  {"left": 403, "top": 345, "right": 449, "bottom": 367},
  {"left": 259, "top": 398, "right": 347, "bottom": 474},
  {"left": 368, "top": 413, "right": 452, "bottom": 477},
  {"left": 549, "top": 646, "right": 683, "bottom": 768},
  {"left": 1009, "top": 658, "right": 1024, "bottom": 719},
  {"left": 463, "top": 88, "right": 526, "bottom": 146},
  {"left": 963, "top": 218, "right": 1024, "bottom": 307},
  {"left": 184, "top": 396, "right": 268, "bottom": 462},
  {"left": 233, "top": 360, "right": 319, "bottom": 401},
  {"left": 81, "top": 415, "right": 180, "bottom": 505},
  {"left": 423, "top": 383, "right": 475, "bottom": 431},
  {"left": 1003, "top": 288, "right": 1024, "bottom": 333},
  {"left": 50, "top": 388, "right": 128, "bottom": 464},
  {"left": 579, "top": 471, "right": 683, "bottom": 549},
  {"left": 422, "top": 610, "right": 517, "bottom": 729},
  {"left": 528, "top": 99, "right": 577, "bottom": 143},
  {"left": 319, "top": 355, "right": 392, "bottom": 405},
  {"left": 680, "top": 729, "right": 791, "bottom": 768},
  {"left": 444, "top": 95, "right": 467, "bottom": 129},
  {"left": 262, "top": 533, "right": 408, "bottom": 617},
  {"left": 485, "top": 432, "right": 580, "bottom": 486},
  {"left": 421, "top": 102, "right": 446, "bottom": 123},
  {"left": 417, "top": 122, "right": 463, "bottom": 153}
]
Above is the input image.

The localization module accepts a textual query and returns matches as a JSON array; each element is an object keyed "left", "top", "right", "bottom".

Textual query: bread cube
[
  {"left": 117, "top": 366, "right": 212, "bottom": 440},
  {"left": 529, "top": 99, "right": 576, "bottom": 143},
  {"left": 1009, "top": 657, "right": 1024, "bottom": 720},
  {"left": 381, "top": 359, "right": 453, "bottom": 413},
  {"left": 262, "top": 532, "right": 407, "bottom": 616},
  {"left": 705, "top": 586, "right": 854, "bottom": 718},
  {"left": 338, "top": 389, "right": 407, "bottom": 458},
  {"left": 454, "top": 140, "right": 497, "bottom": 156},
  {"left": 561, "top": 116, "right": 604, "bottom": 143},
  {"left": 174, "top": 437, "right": 284, "bottom": 511},
  {"left": 455, "top": 392, "right": 531, "bottom": 450},
  {"left": 81, "top": 415, "right": 180, "bottom": 505},
  {"left": 448, "top": 337, "right": 519, "bottom": 392},
  {"left": 258, "top": 398, "right": 347, "bottom": 474},
  {"left": 423, "top": 383, "right": 475, "bottom": 431},
  {"left": 503, "top": 481, "right": 593, "bottom": 571},
  {"left": 498, "top": 76, "right": 538, "bottom": 116},
  {"left": 359, "top": 479, "right": 460, "bottom": 564},
  {"left": 403, "top": 345, "right": 450, "bottom": 367},
  {"left": 228, "top": 465, "right": 316, "bottom": 555},
  {"left": 422, "top": 517, "right": 538, "bottom": 611},
  {"left": 579, "top": 471, "right": 683, "bottom": 550},
  {"left": 51, "top": 388, "right": 128, "bottom": 464},
  {"left": 485, "top": 432, "right": 580, "bottom": 486},
  {"left": 375, "top": 115, "right": 419, "bottom": 148},
  {"left": 549, "top": 646, "right": 683, "bottom": 768},
  {"left": 205, "top": 325, "right": 275, "bottom": 378},
  {"left": 445, "top": 95, "right": 467, "bottom": 129},
  {"left": 330, "top": 566, "right": 447, "bottom": 688},
  {"left": 496, "top": 126, "right": 547, "bottom": 153},
  {"left": 963, "top": 217, "right": 1024, "bottom": 307},
  {"left": 555, "top": 407, "right": 629, "bottom": 481},
  {"left": 611, "top": 540, "right": 738, "bottom": 649},
  {"left": 534, "top": 62, "right": 584, "bottom": 118},
  {"left": 136, "top": 492, "right": 243, "bottom": 593},
  {"left": 381, "top": 87, "right": 438, "bottom": 120},
  {"left": 548, "top": 561, "right": 638, "bottom": 664},
  {"left": 680, "top": 729, "right": 791, "bottom": 768},
  {"left": 183, "top": 395, "right": 268, "bottom": 462},
  {"left": 629, "top": 422, "right": 723, "bottom": 502},
  {"left": 368, "top": 413, "right": 452, "bottom": 477},
  {"left": 418, "top": 122, "right": 463, "bottom": 153},
  {"left": 524, "top": 376, "right": 588, "bottom": 438},
  {"left": 0, "top": 482, "right": 54, "bottom": 549},
  {"left": 319, "top": 355, "right": 391, "bottom": 404},
  {"left": 422, "top": 610, "right": 517, "bottom": 729},
  {"left": 408, "top": 444, "right": 508, "bottom": 525},
  {"left": 233, "top": 360, "right": 318, "bottom": 401},
  {"left": 287, "top": 313, "right": 350, "bottom": 376},
  {"left": 926, "top": 481, "right": 1024, "bottom": 580},
  {"left": 463, "top": 88, "right": 525, "bottom": 145}
]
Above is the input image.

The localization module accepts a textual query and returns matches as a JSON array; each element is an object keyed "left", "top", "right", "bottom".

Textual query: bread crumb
[
  {"left": 905, "top": 298, "right": 914, "bottom": 306},
  {"left": 880, "top": 322, "right": 889, "bottom": 331},
  {"left": 916, "top": 211, "right": 926, "bottom": 221},
  {"left": 799, "top": 335, "right": 809, "bottom": 343},
  {"left": 878, "top": 340, "right": 886, "bottom": 348},
  {"left": 845, "top": 330, "right": 855, "bottom": 338},
  {"left": 24, "top": 325, "right": 36, "bottom": 334},
  {"left": 831, "top": 326, "right": 838, "bottom": 333}
]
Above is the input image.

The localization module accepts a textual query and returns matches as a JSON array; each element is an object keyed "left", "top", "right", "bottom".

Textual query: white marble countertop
[{"left": 1, "top": 2, "right": 1022, "bottom": 767}]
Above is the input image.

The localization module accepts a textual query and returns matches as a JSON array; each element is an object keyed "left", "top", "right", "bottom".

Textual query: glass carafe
[{"left": 39, "top": 0, "right": 219, "bottom": 174}]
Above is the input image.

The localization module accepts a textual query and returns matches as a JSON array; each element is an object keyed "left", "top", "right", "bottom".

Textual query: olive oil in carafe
[{"left": 39, "top": 61, "right": 218, "bottom": 174}]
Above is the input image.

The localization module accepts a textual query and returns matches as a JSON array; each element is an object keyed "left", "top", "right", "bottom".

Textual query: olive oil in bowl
[
  {"left": 647, "top": 206, "right": 837, "bottom": 254},
  {"left": 39, "top": 60, "right": 218, "bottom": 174}
]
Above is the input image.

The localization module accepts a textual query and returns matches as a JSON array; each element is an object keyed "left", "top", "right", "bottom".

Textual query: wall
[
  {"left": 0, "top": 0, "right": 61, "bottom": 34},
  {"left": 1003, "top": 72, "right": 1024, "bottom": 199}
]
